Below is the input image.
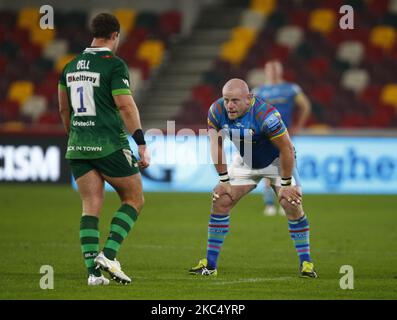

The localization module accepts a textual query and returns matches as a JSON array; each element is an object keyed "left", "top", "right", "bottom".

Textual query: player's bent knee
[
  {"left": 123, "top": 195, "right": 144, "bottom": 214},
  {"left": 212, "top": 194, "right": 233, "bottom": 213},
  {"left": 279, "top": 199, "right": 303, "bottom": 219}
]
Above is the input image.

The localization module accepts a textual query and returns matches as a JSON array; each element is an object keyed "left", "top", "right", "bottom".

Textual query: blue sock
[
  {"left": 288, "top": 215, "right": 311, "bottom": 266},
  {"left": 263, "top": 185, "right": 275, "bottom": 206},
  {"left": 206, "top": 214, "right": 230, "bottom": 269}
]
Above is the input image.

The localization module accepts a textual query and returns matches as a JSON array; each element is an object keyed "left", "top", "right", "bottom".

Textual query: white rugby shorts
[{"left": 229, "top": 154, "right": 301, "bottom": 187}]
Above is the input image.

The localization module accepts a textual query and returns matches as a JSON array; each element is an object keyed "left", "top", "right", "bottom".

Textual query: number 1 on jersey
[{"left": 76, "top": 86, "right": 87, "bottom": 113}]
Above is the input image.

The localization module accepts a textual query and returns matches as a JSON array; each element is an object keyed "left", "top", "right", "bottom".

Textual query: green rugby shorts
[{"left": 68, "top": 148, "right": 139, "bottom": 180}]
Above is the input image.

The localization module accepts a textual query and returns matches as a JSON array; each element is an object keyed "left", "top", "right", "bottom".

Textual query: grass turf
[{"left": 0, "top": 185, "right": 396, "bottom": 299}]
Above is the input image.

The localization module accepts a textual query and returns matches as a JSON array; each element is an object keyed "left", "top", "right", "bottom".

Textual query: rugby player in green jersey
[{"left": 58, "top": 13, "right": 149, "bottom": 285}]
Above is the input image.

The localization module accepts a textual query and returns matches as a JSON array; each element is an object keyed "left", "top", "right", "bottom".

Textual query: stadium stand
[
  {"left": 0, "top": 5, "right": 181, "bottom": 130},
  {"left": 1, "top": 0, "right": 397, "bottom": 131},
  {"left": 172, "top": 0, "right": 397, "bottom": 129}
]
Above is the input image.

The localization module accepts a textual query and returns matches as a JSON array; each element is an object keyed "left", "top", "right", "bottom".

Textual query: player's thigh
[
  {"left": 92, "top": 148, "right": 143, "bottom": 210},
  {"left": 102, "top": 173, "right": 144, "bottom": 212},
  {"left": 75, "top": 169, "right": 105, "bottom": 215}
]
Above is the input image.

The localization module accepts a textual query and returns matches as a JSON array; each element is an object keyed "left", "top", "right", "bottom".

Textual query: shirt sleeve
[
  {"left": 291, "top": 84, "right": 302, "bottom": 96},
  {"left": 111, "top": 59, "right": 132, "bottom": 96},
  {"left": 261, "top": 108, "right": 287, "bottom": 140},
  {"left": 207, "top": 102, "right": 222, "bottom": 130}
]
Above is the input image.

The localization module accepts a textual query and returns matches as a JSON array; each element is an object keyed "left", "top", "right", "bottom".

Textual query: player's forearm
[
  {"left": 114, "top": 95, "right": 144, "bottom": 136},
  {"left": 278, "top": 143, "right": 295, "bottom": 179},
  {"left": 59, "top": 110, "right": 70, "bottom": 133},
  {"left": 58, "top": 88, "right": 70, "bottom": 134},
  {"left": 210, "top": 132, "right": 228, "bottom": 174},
  {"left": 119, "top": 103, "right": 143, "bottom": 134}
]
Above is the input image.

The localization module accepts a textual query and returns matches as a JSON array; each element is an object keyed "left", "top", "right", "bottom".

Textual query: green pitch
[{"left": 0, "top": 185, "right": 396, "bottom": 300}]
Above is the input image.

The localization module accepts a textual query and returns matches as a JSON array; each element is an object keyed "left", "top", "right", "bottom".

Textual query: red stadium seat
[
  {"left": 128, "top": 57, "right": 150, "bottom": 80},
  {"left": 368, "top": 103, "right": 395, "bottom": 127},
  {"left": 0, "top": 55, "right": 6, "bottom": 73},
  {"left": 0, "top": 100, "right": 20, "bottom": 121},
  {"left": 340, "top": 113, "right": 368, "bottom": 128},
  {"left": 37, "top": 111, "right": 61, "bottom": 125},
  {"left": 289, "top": 9, "right": 309, "bottom": 29},
  {"left": 310, "top": 84, "right": 334, "bottom": 105},
  {"left": 368, "top": 0, "right": 389, "bottom": 17},
  {"left": 159, "top": 11, "right": 181, "bottom": 36},
  {"left": 191, "top": 84, "right": 217, "bottom": 111},
  {"left": 358, "top": 85, "right": 381, "bottom": 107},
  {"left": 307, "top": 56, "right": 330, "bottom": 78},
  {"left": 268, "top": 44, "right": 290, "bottom": 62}
]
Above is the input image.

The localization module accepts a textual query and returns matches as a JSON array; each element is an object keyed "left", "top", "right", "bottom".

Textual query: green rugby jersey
[{"left": 59, "top": 47, "right": 131, "bottom": 159}]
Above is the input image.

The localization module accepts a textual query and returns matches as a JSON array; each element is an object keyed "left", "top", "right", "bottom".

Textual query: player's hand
[
  {"left": 278, "top": 186, "right": 302, "bottom": 207},
  {"left": 212, "top": 182, "right": 233, "bottom": 202},
  {"left": 137, "top": 145, "right": 150, "bottom": 169}
]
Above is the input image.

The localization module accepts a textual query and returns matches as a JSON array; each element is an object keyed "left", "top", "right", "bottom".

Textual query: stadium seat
[
  {"left": 265, "top": 11, "right": 287, "bottom": 29},
  {"left": 369, "top": 0, "right": 389, "bottom": 17},
  {"left": 55, "top": 54, "right": 75, "bottom": 73},
  {"left": 113, "top": 9, "right": 136, "bottom": 33},
  {"left": 368, "top": 103, "right": 395, "bottom": 127},
  {"left": 232, "top": 27, "right": 257, "bottom": 46},
  {"left": 0, "top": 55, "right": 6, "bottom": 73},
  {"left": 159, "top": 11, "right": 182, "bottom": 36},
  {"left": 17, "top": 7, "right": 39, "bottom": 31},
  {"left": 37, "top": 111, "right": 60, "bottom": 125},
  {"left": 0, "top": 100, "right": 20, "bottom": 121},
  {"left": 191, "top": 84, "right": 217, "bottom": 111},
  {"left": 246, "top": 68, "right": 267, "bottom": 88},
  {"left": 220, "top": 40, "right": 250, "bottom": 65},
  {"left": 369, "top": 26, "right": 396, "bottom": 50},
  {"left": 311, "top": 84, "right": 334, "bottom": 105},
  {"left": 250, "top": 0, "right": 276, "bottom": 16},
  {"left": 337, "top": 41, "right": 365, "bottom": 66},
  {"left": 137, "top": 40, "right": 165, "bottom": 68},
  {"left": 308, "top": 9, "right": 336, "bottom": 34},
  {"left": 30, "top": 27, "right": 55, "bottom": 47},
  {"left": 358, "top": 85, "right": 381, "bottom": 107},
  {"left": 7, "top": 81, "right": 34, "bottom": 105},
  {"left": 222, "top": 27, "right": 257, "bottom": 65},
  {"left": 0, "top": 39, "right": 19, "bottom": 58},
  {"left": 240, "top": 9, "right": 266, "bottom": 30},
  {"left": 0, "top": 10, "right": 17, "bottom": 31},
  {"left": 202, "top": 70, "right": 223, "bottom": 89},
  {"left": 21, "top": 95, "right": 47, "bottom": 121},
  {"left": 135, "top": 12, "right": 159, "bottom": 30},
  {"left": 1, "top": 121, "right": 25, "bottom": 130},
  {"left": 341, "top": 69, "right": 369, "bottom": 93},
  {"left": 390, "top": 0, "right": 397, "bottom": 14},
  {"left": 276, "top": 25, "right": 304, "bottom": 49},
  {"left": 380, "top": 84, "right": 397, "bottom": 108},
  {"left": 43, "top": 39, "right": 69, "bottom": 61},
  {"left": 308, "top": 56, "right": 330, "bottom": 79},
  {"left": 128, "top": 67, "right": 143, "bottom": 92},
  {"left": 289, "top": 9, "right": 309, "bottom": 29}
]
